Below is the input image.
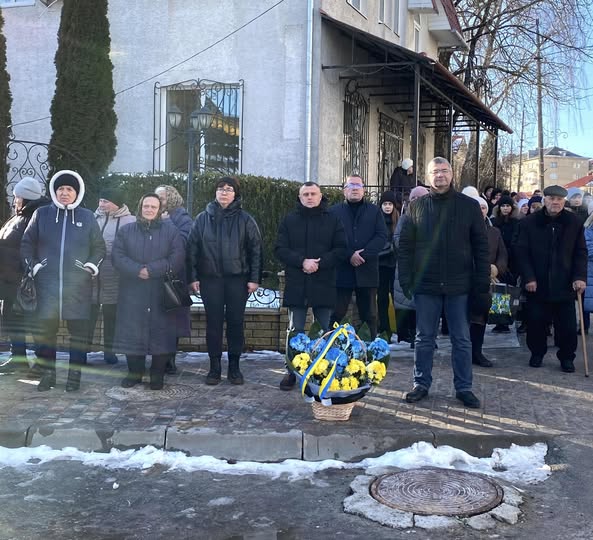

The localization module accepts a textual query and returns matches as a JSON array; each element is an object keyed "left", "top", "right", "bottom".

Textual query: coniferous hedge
[
  {"left": 97, "top": 172, "right": 345, "bottom": 284},
  {"left": 0, "top": 10, "right": 12, "bottom": 222},
  {"left": 48, "top": 0, "right": 116, "bottom": 192}
]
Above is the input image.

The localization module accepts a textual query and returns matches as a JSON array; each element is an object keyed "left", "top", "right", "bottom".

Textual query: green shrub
[{"left": 97, "top": 172, "right": 345, "bottom": 284}]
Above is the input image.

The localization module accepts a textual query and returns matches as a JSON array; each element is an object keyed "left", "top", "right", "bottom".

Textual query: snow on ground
[{"left": 0, "top": 441, "right": 550, "bottom": 485}]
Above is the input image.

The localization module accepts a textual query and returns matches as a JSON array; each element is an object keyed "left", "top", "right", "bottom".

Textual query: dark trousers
[
  {"left": 37, "top": 318, "right": 89, "bottom": 367},
  {"left": 395, "top": 309, "right": 416, "bottom": 343},
  {"left": 89, "top": 304, "right": 117, "bottom": 354},
  {"left": 331, "top": 286, "right": 378, "bottom": 337},
  {"left": 525, "top": 297, "right": 577, "bottom": 361},
  {"left": 470, "top": 322, "right": 486, "bottom": 358},
  {"left": 377, "top": 266, "right": 395, "bottom": 334},
  {"left": 200, "top": 276, "right": 249, "bottom": 359}
]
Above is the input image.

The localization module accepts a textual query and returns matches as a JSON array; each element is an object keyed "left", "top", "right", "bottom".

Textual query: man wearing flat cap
[
  {"left": 514, "top": 185, "right": 587, "bottom": 372},
  {"left": 89, "top": 186, "right": 135, "bottom": 365}
]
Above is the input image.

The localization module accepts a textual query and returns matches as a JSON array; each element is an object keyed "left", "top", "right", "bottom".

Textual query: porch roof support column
[
  {"left": 493, "top": 129, "right": 499, "bottom": 187},
  {"left": 411, "top": 67, "right": 421, "bottom": 185},
  {"left": 474, "top": 122, "right": 481, "bottom": 187}
]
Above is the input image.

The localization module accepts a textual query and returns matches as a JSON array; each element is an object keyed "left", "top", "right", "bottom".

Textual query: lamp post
[{"left": 167, "top": 104, "right": 214, "bottom": 217}]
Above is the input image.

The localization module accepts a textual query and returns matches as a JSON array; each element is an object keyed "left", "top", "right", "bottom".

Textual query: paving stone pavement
[{"left": 0, "top": 325, "right": 592, "bottom": 459}]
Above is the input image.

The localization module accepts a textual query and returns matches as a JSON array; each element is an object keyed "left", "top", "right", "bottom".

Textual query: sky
[{"left": 0, "top": 441, "right": 551, "bottom": 486}]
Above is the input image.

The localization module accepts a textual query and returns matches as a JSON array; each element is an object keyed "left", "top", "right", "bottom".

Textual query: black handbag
[
  {"left": 163, "top": 269, "right": 192, "bottom": 311},
  {"left": 15, "top": 265, "right": 37, "bottom": 312}
]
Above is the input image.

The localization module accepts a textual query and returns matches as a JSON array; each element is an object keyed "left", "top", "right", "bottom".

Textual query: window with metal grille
[{"left": 342, "top": 84, "right": 369, "bottom": 182}]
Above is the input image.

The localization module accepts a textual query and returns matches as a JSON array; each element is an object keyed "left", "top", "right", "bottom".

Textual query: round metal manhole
[
  {"left": 370, "top": 467, "right": 503, "bottom": 517},
  {"left": 105, "top": 383, "right": 197, "bottom": 402}
]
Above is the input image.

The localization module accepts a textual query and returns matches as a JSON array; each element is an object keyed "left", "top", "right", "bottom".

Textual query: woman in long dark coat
[
  {"left": 155, "top": 184, "right": 193, "bottom": 375},
  {"left": 186, "top": 177, "right": 263, "bottom": 386},
  {"left": 112, "top": 194, "right": 185, "bottom": 390}
]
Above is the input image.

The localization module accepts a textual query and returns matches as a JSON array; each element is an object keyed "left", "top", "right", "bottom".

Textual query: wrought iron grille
[
  {"left": 377, "top": 112, "right": 404, "bottom": 193},
  {"left": 342, "top": 82, "right": 369, "bottom": 182},
  {"left": 153, "top": 79, "right": 244, "bottom": 175}
]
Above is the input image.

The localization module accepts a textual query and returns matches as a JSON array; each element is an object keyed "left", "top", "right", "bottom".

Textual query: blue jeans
[
  {"left": 288, "top": 307, "right": 332, "bottom": 334},
  {"left": 414, "top": 294, "right": 473, "bottom": 392}
]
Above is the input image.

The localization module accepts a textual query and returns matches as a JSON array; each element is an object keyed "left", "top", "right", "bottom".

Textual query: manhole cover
[
  {"left": 370, "top": 467, "right": 503, "bottom": 517},
  {"left": 105, "top": 384, "right": 197, "bottom": 402}
]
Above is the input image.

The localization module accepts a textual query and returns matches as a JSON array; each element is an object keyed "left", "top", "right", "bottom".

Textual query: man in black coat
[
  {"left": 399, "top": 157, "right": 489, "bottom": 409},
  {"left": 329, "top": 175, "right": 388, "bottom": 338},
  {"left": 514, "top": 184, "right": 587, "bottom": 372},
  {"left": 275, "top": 182, "right": 348, "bottom": 390}
]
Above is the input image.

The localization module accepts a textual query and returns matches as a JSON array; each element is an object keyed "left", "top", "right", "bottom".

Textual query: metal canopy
[{"left": 321, "top": 14, "right": 512, "bottom": 136}]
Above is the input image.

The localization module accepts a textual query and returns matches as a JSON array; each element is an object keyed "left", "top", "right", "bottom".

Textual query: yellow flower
[
  {"left": 292, "top": 353, "right": 311, "bottom": 375},
  {"left": 327, "top": 378, "right": 341, "bottom": 391},
  {"left": 345, "top": 359, "right": 366, "bottom": 376},
  {"left": 367, "top": 361, "right": 386, "bottom": 383},
  {"left": 340, "top": 377, "right": 352, "bottom": 390},
  {"left": 347, "top": 376, "right": 360, "bottom": 390},
  {"left": 313, "top": 358, "right": 330, "bottom": 376}
]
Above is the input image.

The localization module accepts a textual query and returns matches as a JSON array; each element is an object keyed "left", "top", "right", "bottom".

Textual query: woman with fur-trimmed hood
[{"left": 21, "top": 170, "right": 106, "bottom": 392}]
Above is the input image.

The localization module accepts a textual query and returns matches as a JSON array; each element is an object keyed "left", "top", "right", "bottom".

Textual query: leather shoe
[
  {"left": 529, "top": 355, "right": 543, "bottom": 368},
  {"left": 279, "top": 372, "right": 296, "bottom": 391},
  {"left": 405, "top": 387, "right": 428, "bottom": 403},
  {"left": 456, "top": 391, "right": 481, "bottom": 408},
  {"left": 472, "top": 354, "right": 493, "bottom": 368}
]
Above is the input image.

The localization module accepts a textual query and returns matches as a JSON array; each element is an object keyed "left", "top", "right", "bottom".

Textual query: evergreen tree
[
  {"left": 0, "top": 10, "right": 12, "bottom": 221},
  {"left": 48, "top": 0, "right": 117, "bottom": 193}
]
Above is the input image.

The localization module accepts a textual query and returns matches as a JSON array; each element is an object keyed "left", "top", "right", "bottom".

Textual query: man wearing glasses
[
  {"left": 398, "top": 157, "right": 489, "bottom": 409},
  {"left": 329, "top": 176, "right": 388, "bottom": 337}
]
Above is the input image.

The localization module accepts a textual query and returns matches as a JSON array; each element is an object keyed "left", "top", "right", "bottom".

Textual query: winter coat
[
  {"left": 21, "top": 173, "right": 106, "bottom": 320},
  {"left": 186, "top": 198, "right": 263, "bottom": 284},
  {"left": 389, "top": 167, "right": 414, "bottom": 190},
  {"left": 514, "top": 208, "right": 587, "bottom": 302},
  {"left": 275, "top": 199, "right": 348, "bottom": 308},
  {"left": 491, "top": 206, "right": 520, "bottom": 276},
  {"left": 0, "top": 197, "right": 50, "bottom": 291},
  {"left": 584, "top": 224, "right": 593, "bottom": 312},
  {"left": 398, "top": 188, "right": 490, "bottom": 297},
  {"left": 329, "top": 200, "right": 388, "bottom": 288},
  {"left": 568, "top": 204, "right": 589, "bottom": 225},
  {"left": 487, "top": 222, "right": 508, "bottom": 276},
  {"left": 167, "top": 206, "right": 193, "bottom": 242},
  {"left": 379, "top": 212, "right": 397, "bottom": 268},
  {"left": 112, "top": 219, "right": 185, "bottom": 355},
  {"left": 393, "top": 214, "right": 414, "bottom": 310},
  {"left": 163, "top": 206, "right": 193, "bottom": 338},
  {"left": 91, "top": 205, "right": 136, "bottom": 305}
]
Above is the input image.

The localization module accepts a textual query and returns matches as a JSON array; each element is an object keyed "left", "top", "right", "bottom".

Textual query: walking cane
[{"left": 577, "top": 292, "right": 589, "bottom": 377}]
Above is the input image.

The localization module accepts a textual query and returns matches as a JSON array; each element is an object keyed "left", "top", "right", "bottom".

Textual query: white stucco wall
[{"left": 3, "top": 0, "right": 309, "bottom": 180}]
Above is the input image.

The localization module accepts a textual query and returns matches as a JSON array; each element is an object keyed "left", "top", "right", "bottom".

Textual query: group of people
[
  {"left": 0, "top": 160, "right": 589, "bottom": 410},
  {"left": 0, "top": 172, "right": 263, "bottom": 393}
]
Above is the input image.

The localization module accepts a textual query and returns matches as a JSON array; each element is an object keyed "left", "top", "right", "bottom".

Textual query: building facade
[{"left": 2, "top": 0, "right": 509, "bottom": 196}]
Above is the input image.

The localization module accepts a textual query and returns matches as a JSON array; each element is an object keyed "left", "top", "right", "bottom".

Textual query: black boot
[
  {"left": 470, "top": 323, "right": 492, "bottom": 366},
  {"left": 65, "top": 367, "right": 81, "bottom": 392},
  {"left": 165, "top": 356, "right": 177, "bottom": 375},
  {"left": 121, "top": 355, "right": 145, "bottom": 388},
  {"left": 227, "top": 355, "right": 244, "bottom": 385},
  {"left": 37, "top": 366, "right": 56, "bottom": 392},
  {"left": 149, "top": 355, "right": 168, "bottom": 390},
  {"left": 206, "top": 356, "right": 222, "bottom": 385}
]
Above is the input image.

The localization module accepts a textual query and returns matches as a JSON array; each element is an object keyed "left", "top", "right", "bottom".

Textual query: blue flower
[
  {"left": 350, "top": 339, "right": 364, "bottom": 359},
  {"left": 367, "top": 337, "right": 390, "bottom": 360},
  {"left": 325, "top": 347, "right": 349, "bottom": 375},
  {"left": 289, "top": 333, "right": 311, "bottom": 352}
]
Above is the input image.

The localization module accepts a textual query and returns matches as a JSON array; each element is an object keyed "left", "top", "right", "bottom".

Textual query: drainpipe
[{"left": 304, "top": 0, "right": 314, "bottom": 182}]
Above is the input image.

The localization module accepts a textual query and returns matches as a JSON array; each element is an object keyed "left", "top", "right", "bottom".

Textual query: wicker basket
[{"left": 311, "top": 401, "right": 355, "bottom": 421}]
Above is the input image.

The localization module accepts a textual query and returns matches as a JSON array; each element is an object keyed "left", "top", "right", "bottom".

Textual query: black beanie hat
[
  {"left": 496, "top": 195, "right": 514, "bottom": 208},
  {"left": 380, "top": 191, "right": 397, "bottom": 205},
  {"left": 528, "top": 195, "right": 542, "bottom": 209},
  {"left": 99, "top": 186, "right": 125, "bottom": 207},
  {"left": 215, "top": 176, "right": 240, "bottom": 197},
  {"left": 53, "top": 172, "right": 80, "bottom": 195}
]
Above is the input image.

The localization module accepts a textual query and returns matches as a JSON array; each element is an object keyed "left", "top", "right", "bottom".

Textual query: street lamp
[{"left": 167, "top": 104, "right": 214, "bottom": 217}]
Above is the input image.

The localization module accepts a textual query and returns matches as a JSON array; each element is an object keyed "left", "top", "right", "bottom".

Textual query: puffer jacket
[
  {"left": 514, "top": 207, "right": 587, "bottom": 302},
  {"left": 399, "top": 188, "right": 489, "bottom": 296},
  {"left": 186, "top": 198, "right": 263, "bottom": 284},
  {"left": 0, "top": 197, "right": 50, "bottom": 289},
  {"left": 584, "top": 223, "right": 593, "bottom": 312},
  {"left": 21, "top": 171, "right": 106, "bottom": 320},
  {"left": 91, "top": 204, "right": 135, "bottom": 305}
]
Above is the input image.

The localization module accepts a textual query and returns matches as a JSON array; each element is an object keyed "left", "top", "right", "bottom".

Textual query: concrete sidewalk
[{"left": 0, "top": 327, "right": 591, "bottom": 462}]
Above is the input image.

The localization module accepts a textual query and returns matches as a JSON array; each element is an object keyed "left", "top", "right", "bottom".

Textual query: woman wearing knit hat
[
  {"left": 21, "top": 170, "right": 106, "bottom": 392},
  {"left": 527, "top": 195, "right": 543, "bottom": 213},
  {"left": 155, "top": 184, "right": 193, "bottom": 375},
  {"left": 88, "top": 186, "right": 135, "bottom": 365},
  {"left": 0, "top": 177, "right": 50, "bottom": 372},
  {"left": 377, "top": 191, "right": 399, "bottom": 336},
  {"left": 389, "top": 158, "right": 415, "bottom": 191}
]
